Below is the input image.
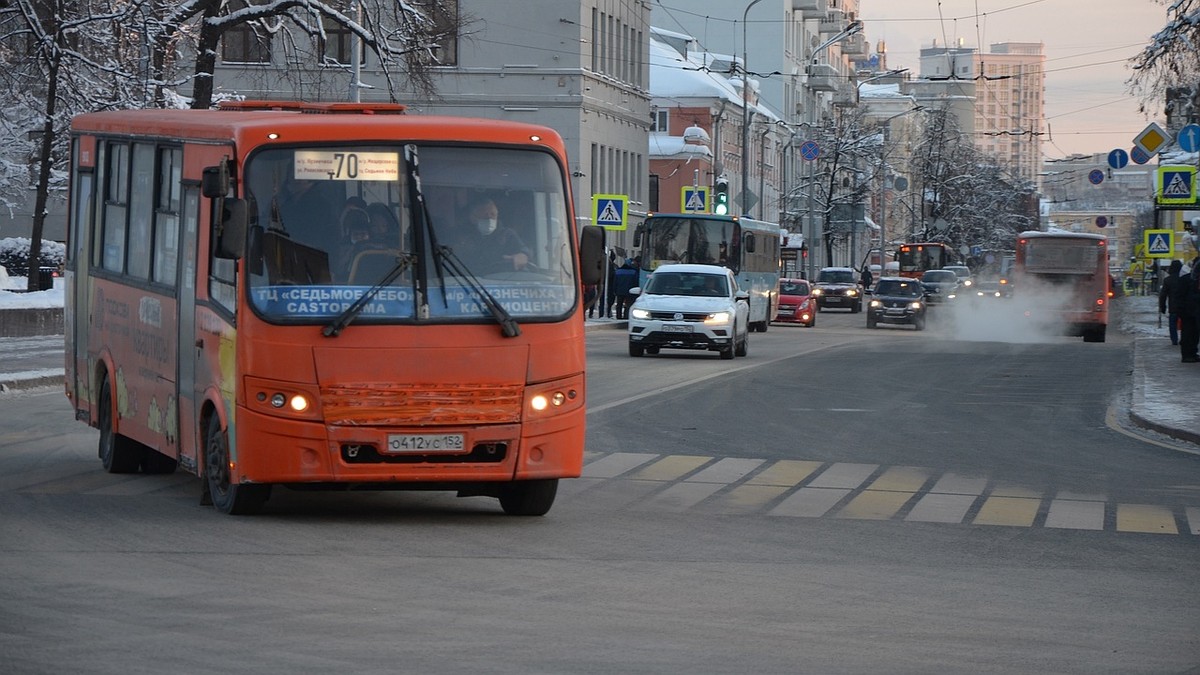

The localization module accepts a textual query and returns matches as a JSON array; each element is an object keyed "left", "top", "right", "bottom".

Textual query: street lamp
[{"left": 740, "top": 0, "right": 766, "bottom": 217}]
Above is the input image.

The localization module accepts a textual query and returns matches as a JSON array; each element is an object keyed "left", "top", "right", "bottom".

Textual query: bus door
[
  {"left": 176, "top": 185, "right": 201, "bottom": 471},
  {"left": 68, "top": 135, "right": 96, "bottom": 413}
]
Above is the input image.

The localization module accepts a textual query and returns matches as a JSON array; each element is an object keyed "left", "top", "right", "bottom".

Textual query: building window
[
  {"left": 414, "top": 0, "right": 458, "bottom": 66},
  {"left": 651, "top": 110, "right": 668, "bottom": 133},
  {"left": 321, "top": 17, "right": 356, "bottom": 65},
  {"left": 223, "top": 1, "right": 272, "bottom": 65}
]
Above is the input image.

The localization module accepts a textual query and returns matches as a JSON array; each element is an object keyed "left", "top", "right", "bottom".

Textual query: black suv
[{"left": 866, "top": 277, "right": 927, "bottom": 330}]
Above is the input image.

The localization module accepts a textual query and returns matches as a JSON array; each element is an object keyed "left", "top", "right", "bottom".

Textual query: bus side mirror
[
  {"left": 214, "top": 198, "right": 248, "bottom": 259},
  {"left": 202, "top": 164, "right": 230, "bottom": 198},
  {"left": 579, "top": 225, "right": 605, "bottom": 285}
]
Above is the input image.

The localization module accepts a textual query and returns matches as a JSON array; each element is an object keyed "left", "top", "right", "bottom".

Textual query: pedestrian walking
[
  {"left": 603, "top": 251, "right": 618, "bottom": 318},
  {"left": 1159, "top": 259, "right": 1183, "bottom": 345},
  {"left": 613, "top": 257, "right": 639, "bottom": 320},
  {"left": 1173, "top": 258, "right": 1200, "bottom": 362}
]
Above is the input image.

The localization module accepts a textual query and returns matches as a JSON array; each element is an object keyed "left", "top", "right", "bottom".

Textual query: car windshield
[
  {"left": 946, "top": 267, "right": 970, "bottom": 278},
  {"left": 645, "top": 272, "right": 728, "bottom": 297},
  {"left": 818, "top": 270, "right": 855, "bottom": 284},
  {"left": 922, "top": 271, "right": 956, "bottom": 283},
  {"left": 780, "top": 281, "right": 809, "bottom": 295},
  {"left": 875, "top": 280, "right": 923, "bottom": 297}
]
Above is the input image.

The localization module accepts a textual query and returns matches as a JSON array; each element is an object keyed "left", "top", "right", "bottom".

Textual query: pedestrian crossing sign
[
  {"left": 592, "top": 193, "right": 628, "bottom": 230},
  {"left": 681, "top": 186, "right": 709, "bottom": 213},
  {"left": 1157, "top": 166, "right": 1197, "bottom": 205},
  {"left": 1144, "top": 229, "right": 1174, "bottom": 258}
]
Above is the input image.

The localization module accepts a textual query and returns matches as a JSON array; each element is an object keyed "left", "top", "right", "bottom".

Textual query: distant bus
[
  {"left": 65, "top": 101, "right": 604, "bottom": 515},
  {"left": 633, "top": 213, "right": 781, "bottom": 331},
  {"left": 1013, "top": 230, "right": 1108, "bottom": 342},
  {"left": 896, "top": 242, "right": 952, "bottom": 278}
]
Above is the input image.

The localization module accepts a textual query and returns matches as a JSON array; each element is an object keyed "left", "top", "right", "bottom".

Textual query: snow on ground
[{"left": 0, "top": 274, "right": 64, "bottom": 309}]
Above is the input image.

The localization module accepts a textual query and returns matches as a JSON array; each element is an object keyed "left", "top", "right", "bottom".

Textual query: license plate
[
  {"left": 385, "top": 433, "right": 465, "bottom": 453},
  {"left": 663, "top": 324, "right": 693, "bottom": 333}
]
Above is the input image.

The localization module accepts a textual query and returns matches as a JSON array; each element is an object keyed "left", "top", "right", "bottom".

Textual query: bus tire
[
  {"left": 499, "top": 479, "right": 558, "bottom": 516},
  {"left": 98, "top": 374, "right": 144, "bottom": 474},
  {"left": 204, "top": 415, "right": 270, "bottom": 515}
]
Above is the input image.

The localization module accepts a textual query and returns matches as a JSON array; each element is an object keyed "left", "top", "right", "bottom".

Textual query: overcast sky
[{"left": 861, "top": 0, "right": 1167, "bottom": 160}]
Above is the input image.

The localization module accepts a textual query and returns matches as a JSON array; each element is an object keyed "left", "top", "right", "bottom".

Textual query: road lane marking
[
  {"left": 906, "top": 493, "right": 978, "bottom": 523},
  {"left": 745, "top": 460, "right": 822, "bottom": 487},
  {"left": 973, "top": 496, "right": 1041, "bottom": 527},
  {"left": 1188, "top": 507, "right": 1200, "bottom": 535},
  {"left": 1044, "top": 499, "right": 1105, "bottom": 531},
  {"left": 1116, "top": 504, "right": 1178, "bottom": 534},
  {"left": 769, "top": 487, "right": 850, "bottom": 518},
  {"left": 806, "top": 462, "right": 878, "bottom": 489},
  {"left": 629, "top": 455, "right": 711, "bottom": 481}
]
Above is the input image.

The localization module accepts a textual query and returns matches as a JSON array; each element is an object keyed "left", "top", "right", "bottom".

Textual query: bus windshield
[
  {"left": 641, "top": 216, "right": 735, "bottom": 271},
  {"left": 244, "top": 145, "right": 575, "bottom": 324}
]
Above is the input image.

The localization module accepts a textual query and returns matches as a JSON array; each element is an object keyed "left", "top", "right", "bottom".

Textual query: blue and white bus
[{"left": 633, "top": 213, "right": 782, "bottom": 331}]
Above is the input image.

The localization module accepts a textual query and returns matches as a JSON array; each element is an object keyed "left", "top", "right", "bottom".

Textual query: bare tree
[{"left": 1128, "top": 1, "right": 1200, "bottom": 116}]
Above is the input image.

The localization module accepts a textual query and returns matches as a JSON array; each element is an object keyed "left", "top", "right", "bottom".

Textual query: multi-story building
[
  {"left": 914, "top": 40, "right": 1045, "bottom": 188},
  {"left": 207, "top": 0, "right": 651, "bottom": 252}
]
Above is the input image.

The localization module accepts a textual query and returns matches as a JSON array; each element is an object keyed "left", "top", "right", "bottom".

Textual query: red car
[{"left": 774, "top": 278, "right": 817, "bottom": 327}]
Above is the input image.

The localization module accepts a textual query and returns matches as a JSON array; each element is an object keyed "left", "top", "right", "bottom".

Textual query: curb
[{"left": 0, "top": 374, "right": 64, "bottom": 393}]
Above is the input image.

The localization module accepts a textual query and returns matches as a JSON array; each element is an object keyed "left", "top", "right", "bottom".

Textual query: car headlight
[
  {"left": 846, "top": 289, "right": 858, "bottom": 297},
  {"left": 909, "top": 301, "right": 923, "bottom": 310},
  {"left": 869, "top": 299, "right": 882, "bottom": 308},
  {"left": 963, "top": 279, "right": 973, "bottom": 287},
  {"left": 705, "top": 311, "right": 731, "bottom": 324},
  {"left": 812, "top": 288, "right": 823, "bottom": 296},
  {"left": 630, "top": 307, "right": 651, "bottom": 320}
]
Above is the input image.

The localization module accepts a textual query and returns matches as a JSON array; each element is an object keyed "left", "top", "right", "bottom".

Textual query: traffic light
[{"left": 714, "top": 177, "right": 729, "bottom": 215}]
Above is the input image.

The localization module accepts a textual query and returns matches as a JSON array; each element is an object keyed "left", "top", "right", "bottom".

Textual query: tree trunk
[
  {"left": 190, "top": 0, "right": 224, "bottom": 110},
  {"left": 27, "top": 26, "right": 61, "bottom": 292}
]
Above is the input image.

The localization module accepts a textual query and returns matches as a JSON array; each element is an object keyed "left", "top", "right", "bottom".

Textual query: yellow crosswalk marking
[
  {"left": 711, "top": 485, "right": 790, "bottom": 514},
  {"left": 837, "top": 489, "right": 915, "bottom": 520},
  {"left": 1116, "top": 504, "right": 1178, "bottom": 534},
  {"left": 866, "top": 466, "right": 930, "bottom": 492},
  {"left": 745, "top": 459, "right": 822, "bottom": 487},
  {"left": 629, "top": 455, "right": 711, "bottom": 481},
  {"left": 989, "top": 485, "right": 1041, "bottom": 499},
  {"left": 974, "top": 496, "right": 1040, "bottom": 527}
]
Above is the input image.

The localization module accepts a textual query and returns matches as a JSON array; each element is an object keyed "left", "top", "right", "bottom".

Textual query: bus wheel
[
  {"left": 499, "top": 479, "right": 558, "bottom": 516},
  {"left": 98, "top": 374, "right": 144, "bottom": 474},
  {"left": 203, "top": 415, "right": 270, "bottom": 515}
]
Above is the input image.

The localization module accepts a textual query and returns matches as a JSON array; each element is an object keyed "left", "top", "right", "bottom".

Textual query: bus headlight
[
  {"left": 525, "top": 374, "right": 584, "bottom": 419},
  {"left": 247, "top": 376, "right": 323, "bottom": 421}
]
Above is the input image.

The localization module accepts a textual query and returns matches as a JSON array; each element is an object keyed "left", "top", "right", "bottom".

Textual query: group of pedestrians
[
  {"left": 584, "top": 252, "right": 639, "bottom": 320},
  {"left": 1158, "top": 257, "right": 1200, "bottom": 362}
]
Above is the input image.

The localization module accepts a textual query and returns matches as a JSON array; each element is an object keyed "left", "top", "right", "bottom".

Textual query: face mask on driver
[{"left": 476, "top": 218, "right": 498, "bottom": 235}]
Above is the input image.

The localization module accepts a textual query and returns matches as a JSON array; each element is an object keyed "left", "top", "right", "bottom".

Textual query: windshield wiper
[
  {"left": 403, "top": 144, "right": 520, "bottom": 338},
  {"left": 323, "top": 252, "right": 416, "bottom": 337}
]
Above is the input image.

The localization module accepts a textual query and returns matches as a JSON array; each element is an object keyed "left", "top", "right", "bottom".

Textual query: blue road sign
[
  {"left": 1088, "top": 169, "right": 1105, "bottom": 185},
  {"left": 1180, "top": 123, "right": 1200, "bottom": 153},
  {"left": 799, "top": 140, "right": 821, "bottom": 161},
  {"left": 1095, "top": 216, "right": 1108, "bottom": 228},
  {"left": 1131, "top": 145, "right": 1151, "bottom": 165},
  {"left": 1107, "top": 149, "right": 1129, "bottom": 169}
]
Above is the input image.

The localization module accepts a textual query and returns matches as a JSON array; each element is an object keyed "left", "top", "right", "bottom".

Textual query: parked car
[
  {"left": 867, "top": 277, "right": 927, "bottom": 330},
  {"left": 627, "top": 263, "right": 750, "bottom": 359},
  {"left": 811, "top": 266, "right": 863, "bottom": 312},
  {"left": 920, "top": 269, "right": 960, "bottom": 304},
  {"left": 944, "top": 265, "right": 974, "bottom": 288},
  {"left": 774, "top": 278, "right": 816, "bottom": 327}
]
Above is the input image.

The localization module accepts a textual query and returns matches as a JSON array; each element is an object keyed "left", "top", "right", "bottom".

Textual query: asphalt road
[{"left": 1, "top": 306, "right": 1198, "bottom": 673}]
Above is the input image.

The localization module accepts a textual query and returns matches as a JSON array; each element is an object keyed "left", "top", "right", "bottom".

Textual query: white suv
[{"left": 627, "top": 264, "right": 750, "bottom": 360}]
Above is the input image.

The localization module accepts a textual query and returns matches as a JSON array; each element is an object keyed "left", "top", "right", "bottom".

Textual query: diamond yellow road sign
[{"left": 1134, "top": 122, "right": 1172, "bottom": 158}]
